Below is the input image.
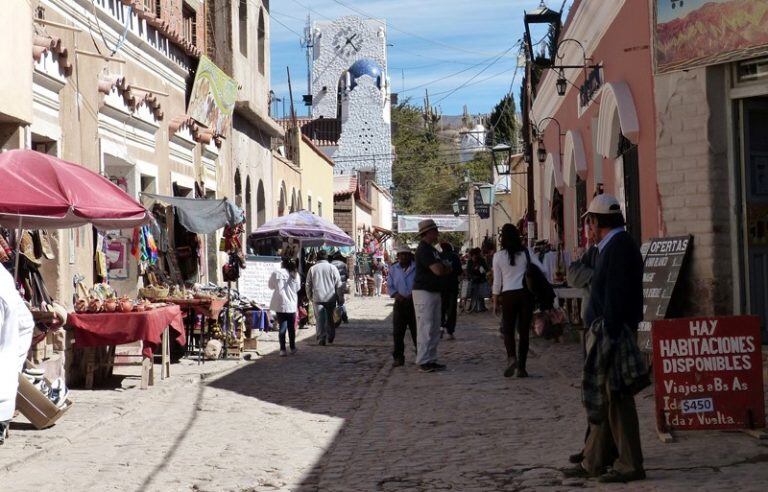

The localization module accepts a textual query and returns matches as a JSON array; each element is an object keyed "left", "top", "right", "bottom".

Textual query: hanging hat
[
  {"left": 417, "top": 219, "right": 439, "bottom": 236},
  {"left": 19, "top": 231, "right": 42, "bottom": 266}
]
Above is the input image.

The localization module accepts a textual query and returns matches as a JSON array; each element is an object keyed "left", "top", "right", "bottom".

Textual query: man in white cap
[
  {"left": 565, "top": 193, "right": 646, "bottom": 483},
  {"left": 413, "top": 219, "right": 453, "bottom": 372},
  {"left": 387, "top": 244, "right": 417, "bottom": 367}
]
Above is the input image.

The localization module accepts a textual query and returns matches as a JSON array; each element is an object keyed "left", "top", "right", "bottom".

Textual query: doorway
[
  {"left": 741, "top": 97, "right": 768, "bottom": 338},
  {"left": 617, "top": 133, "right": 642, "bottom": 245}
]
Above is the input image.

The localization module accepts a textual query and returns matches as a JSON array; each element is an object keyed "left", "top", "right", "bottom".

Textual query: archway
[
  {"left": 290, "top": 188, "right": 297, "bottom": 213},
  {"left": 563, "top": 130, "right": 589, "bottom": 248},
  {"left": 256, "top": 180, "right": 266, "bottom": 226},
  {"left": 234, "top": 169, "right": 242, "bottom": 208},
  {"left": 278, "top": 182, "right": 287, "bottom": 216}
]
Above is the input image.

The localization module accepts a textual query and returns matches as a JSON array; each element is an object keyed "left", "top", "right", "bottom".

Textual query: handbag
[{"left": 523, "top": 250, "right": 556, "bottom": 310}]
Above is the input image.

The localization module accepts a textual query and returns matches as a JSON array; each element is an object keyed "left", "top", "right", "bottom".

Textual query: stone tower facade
[{"left": 310, "top": 16, "right": 392, "bottom": 188}]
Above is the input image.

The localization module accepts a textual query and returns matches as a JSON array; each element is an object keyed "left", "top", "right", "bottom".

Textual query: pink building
[{"left": 530, "top": 0, "right": 659, "bottom": 252}]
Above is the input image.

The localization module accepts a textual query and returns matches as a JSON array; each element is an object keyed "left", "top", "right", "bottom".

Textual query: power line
[
  {"left": 328, "top": 0, "right": 518, "bottom": 58},
  {"left": 432, "top": 44, "right": 518, "bottom": 106}
]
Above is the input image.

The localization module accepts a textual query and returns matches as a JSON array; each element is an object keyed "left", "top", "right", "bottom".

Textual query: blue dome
[{"left": 349, "top": 59, "right": 382, "bottom": 89}]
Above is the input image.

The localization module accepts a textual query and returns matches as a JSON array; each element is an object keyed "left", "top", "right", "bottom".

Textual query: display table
[
  {"left": 68, "top": 305, "right": 185, "bottom": 389},
  {"left": 149, "top": 297, "right": 228, "bottom": 361},
  {"left": 554, "top": 287, "right": 588, "bottom": 326}
]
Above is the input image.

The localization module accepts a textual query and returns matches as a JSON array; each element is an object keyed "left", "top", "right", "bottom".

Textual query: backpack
[{"left": 523, "top": 249, "right": 556, "bottom": 310}]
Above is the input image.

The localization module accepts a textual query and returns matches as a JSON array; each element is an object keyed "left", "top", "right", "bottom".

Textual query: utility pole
[{"left": 523, "top": 43, "right": 536, "bottom": 248}]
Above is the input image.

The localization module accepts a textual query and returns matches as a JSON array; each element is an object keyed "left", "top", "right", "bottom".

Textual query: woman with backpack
[{"left": 492, "top": 224, "right": 546, "bottom": 378}]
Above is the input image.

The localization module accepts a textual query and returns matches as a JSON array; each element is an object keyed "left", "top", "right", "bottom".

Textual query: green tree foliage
[{"left": 488, "top": 93, "right": 519, "bottom": 151}]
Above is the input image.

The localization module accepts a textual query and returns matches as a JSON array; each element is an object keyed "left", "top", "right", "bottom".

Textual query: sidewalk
[{"left": 2, "top": 297, "right": 768, "bottom": 491}]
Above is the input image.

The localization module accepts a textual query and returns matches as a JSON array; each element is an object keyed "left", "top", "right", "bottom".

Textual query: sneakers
[
  {"left": 49, "top": 378, "right": 68, "bottom": 408},
  {"left": 597, "top": 468, "right": 646, "bottom": 483},
  {"left": 419, "top": 363, "right": 435, "bottom": 373},
  {"left": 279, "top": 350, "right": 287, "bottom": 357}
]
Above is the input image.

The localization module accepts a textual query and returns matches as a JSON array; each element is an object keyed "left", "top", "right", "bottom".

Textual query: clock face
[{"left": 332, "top": 27, "right": 361, "bottom": 58}]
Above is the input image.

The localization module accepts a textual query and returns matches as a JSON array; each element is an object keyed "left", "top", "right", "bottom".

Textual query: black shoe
[
  {"left": 318, "top": 339, "right": 326, "bottom": 346},
  {"left": 515, "top": 368, "right": 529, "bottom": 378},
  {"left": 562, "top": 465, "right": 592, "bottom": 479},
  {"left": 429, "top": 362, "right": 447, "bottom": 371},
  {"left": 504, "top": 365, "right": 516, "bottom": 378},
  {"left": 328, "top": 337, "right": 334, "bottom": 344},
  {"left": 568, "top": 451, "right": 584, "bottom": 464},
  {"left": 393, "top": 357, "right": 405, "bottom": 367},
  {"left": 597, "top": 468, "right": 646, "bottom": 483},
  {"left": 419, "top": 363, "right": 435, "bottom": 373}
]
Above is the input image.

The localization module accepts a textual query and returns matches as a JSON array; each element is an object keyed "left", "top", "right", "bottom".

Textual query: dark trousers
[
  {"left": 393, "top": 298, "right": 417, "bottom": 360},
  {"left": 276, "top": 312, "right": 296, "bottom": 351},
  {"left": 441, "top": 290, "right": 458, "bottom": 334},
  {"left": 582, "top": 386, "right": 644, "bottom": 476},
  {"left": 501, "top": 289, "right": 534, "bottom": 370}
]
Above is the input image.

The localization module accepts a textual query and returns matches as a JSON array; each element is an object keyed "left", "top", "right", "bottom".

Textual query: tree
[{"left": 488, "top": 93, "right": 520, "bottom": 152}]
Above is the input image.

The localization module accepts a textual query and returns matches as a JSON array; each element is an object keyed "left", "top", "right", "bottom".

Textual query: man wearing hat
[
  {"left": 566, "top": 194, "right": 646, "bottom": 483},
  {"left": 387, "top": 244, "right": 417, "bottom": 367},
  {"left": 413, "top": 219, "right": 453, "bottom": 372}
]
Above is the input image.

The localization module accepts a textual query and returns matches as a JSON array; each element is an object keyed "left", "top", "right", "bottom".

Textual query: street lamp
[
  {"left": 477, "top": 183, "right": 495, "bottom": 207},
  {"left": 457, "top": 197, "right": 469, "bottom": 215},
  {"left": 491, "top": 143, "right": 513, "bottom": 175},
  {"left": 452, "top": 201, "right": 460, "bottom": 217},
  {"left": 523, "top": 1, "right": 562, "bottom": 68},
  {"left": 535, "top": 116, "right": 564, "bottom": 164},
  {"left": 556, "top": 68, "right": 567, "bottom": 96}
]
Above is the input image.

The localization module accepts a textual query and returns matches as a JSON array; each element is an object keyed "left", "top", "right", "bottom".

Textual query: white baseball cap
[{"left": 582, "top": 194, "right": 622, "bottom": 218}]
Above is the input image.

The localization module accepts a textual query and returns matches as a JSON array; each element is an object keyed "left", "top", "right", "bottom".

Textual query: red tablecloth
[
  {"left": 153, "top": 298, "right": 227, "bottom": 318},
  {"left": 70, "top": 305, "right": 185, "bottom": 358}
]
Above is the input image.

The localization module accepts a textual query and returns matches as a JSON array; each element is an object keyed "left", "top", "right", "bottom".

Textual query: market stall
[
  {"left": 140, "top": 193, "right": 246, "bottom": 361},
  {"left": 0, "top": 149, "right": 152, "bottom": 432}
]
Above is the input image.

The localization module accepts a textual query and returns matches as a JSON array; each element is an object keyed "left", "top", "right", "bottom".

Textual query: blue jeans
[
  {"left": 315, "top": 301, "right": 337, "bottom": 342},
  {"left": 276, "top": 312, "right": 297, "bottom": 351}
]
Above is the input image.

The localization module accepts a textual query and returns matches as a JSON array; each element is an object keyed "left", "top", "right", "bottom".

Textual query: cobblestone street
[{"left": 2, "top": 297, "right": 768, "bottom": 491}]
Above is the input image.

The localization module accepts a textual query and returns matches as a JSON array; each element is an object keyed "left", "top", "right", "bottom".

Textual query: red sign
[{"left": 652, "top": 316, "right": 765, "bottom": 431}]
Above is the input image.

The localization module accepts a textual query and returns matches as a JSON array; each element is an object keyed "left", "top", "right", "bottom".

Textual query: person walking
[
  {"left": 387, "top": 245, "right": 417, "bottom": 367},
  {"left": 268, "top": 257, "right": 301, "bottom": 356},
  {"left": 467, "top": 248, "right": 489, "bottom": 312},
  {"left": 372, "top": 258, "right": 386, "bottom": 297},
  {"left": 305, "top": 249, "right": 342, "bottom": 346},
  {"left": 492, "top": 224, "right": 543, "bottom": 378},
  {"left": 413, "top": 219, "right": 453, "bottom": 373},
  {"left": 440, "top": 242, "right": 461, "bottom": 340},
  {"left": 565, "top": 194, "right": 647, "bottom": 483}
]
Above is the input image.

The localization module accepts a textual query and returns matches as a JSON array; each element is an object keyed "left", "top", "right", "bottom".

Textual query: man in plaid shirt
[{"left": 564, "top": 194, "right": 647, "bottom": 484}]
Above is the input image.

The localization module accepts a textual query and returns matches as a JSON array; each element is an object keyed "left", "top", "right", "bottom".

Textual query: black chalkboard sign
[{"left": 638, "top": 235, "right": 692, "bottom": 350}]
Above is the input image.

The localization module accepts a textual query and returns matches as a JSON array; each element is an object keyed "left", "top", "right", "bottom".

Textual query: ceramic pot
[
  {"left": 88, "top": 298, "right": 103, "bottom": 313},
  {"left": 104, "top": 298, "right": 118, "bottom": 312},
  {"left": 119, "top": 298, "right": 133, "bottom": 313},
  {"left": 75, "top": 299, "right": 88, "bottom": 313}
]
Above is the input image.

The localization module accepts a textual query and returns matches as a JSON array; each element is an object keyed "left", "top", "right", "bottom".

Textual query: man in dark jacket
[
  {"left": 439, "top": 242, "right": 462, "bottom": 340},
  {"left": 565, "top": 194, "right": 646, "bottom": 484}
]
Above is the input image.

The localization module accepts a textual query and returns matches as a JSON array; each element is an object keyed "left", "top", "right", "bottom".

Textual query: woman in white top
[
  {"left": 492, "top": 223, "right": 543, "bottom": 378},
  {"left": 269, "top": 257, "right": 301, "bottom": 356}
]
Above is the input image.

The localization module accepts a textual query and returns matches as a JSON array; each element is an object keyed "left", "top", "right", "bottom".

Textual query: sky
[{"left": 269, "top": 0, "right": 572, "bottom": 118}]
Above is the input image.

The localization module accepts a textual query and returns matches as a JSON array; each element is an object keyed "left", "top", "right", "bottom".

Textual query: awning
[{"left": 143, "top": 193, "right": 244, "bottom": 234}]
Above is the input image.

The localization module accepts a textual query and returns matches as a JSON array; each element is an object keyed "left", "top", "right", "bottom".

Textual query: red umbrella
[{"left": 0, "top": 149, "right": 149, "bottom": 229}]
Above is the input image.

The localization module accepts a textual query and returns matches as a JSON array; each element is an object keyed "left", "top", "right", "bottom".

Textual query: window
[
  {"left": 182, "top": 3, "right": 197, "bottom": 47},
  {"left": 258, "top": 9, "right": 265, "bottom": 74},
  {"left": 575, "top": 176, "right": 588, "bottom": 247},
  {"left": 308, "top": 196, "right": 312, "bottom": 213},
  {"left": 318, "top": 201, "right": 323, "bottom": 217},
  {"left": 239, "top": 1, "right": 248, "bottom": 57}
]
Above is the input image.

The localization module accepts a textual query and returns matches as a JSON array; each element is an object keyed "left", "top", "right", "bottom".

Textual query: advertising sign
[
  {"left": 239, "top": 256, "right": 282, "bottom": 307},
  {"left": 652, "top": 316, "right": 765, "bottom": 431},
  {"left": 654, "top": 0, "right": 768, "bottom": 73},
  {"left": 638, "top": 236, "right": 691, "bottom": 350},
  {"left": 397, "top": 215, "right": 469, "bottom": 233},
  {"left": 188, "top": 56, "right": 238, "bottom": 135}
]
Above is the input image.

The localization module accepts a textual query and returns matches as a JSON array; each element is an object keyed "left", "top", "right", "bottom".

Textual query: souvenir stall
[
  {"left": 139, "top": 193, "right": 246, "bottom": 361},
  {"left": 0, "top": 150, "right": 183, "bottom": 436},
  {"left": 247, "top": 211, "right": 355, "bottom": 329},
  {"left": 356, "top": 228, "right": 391, "bottom": 297}
]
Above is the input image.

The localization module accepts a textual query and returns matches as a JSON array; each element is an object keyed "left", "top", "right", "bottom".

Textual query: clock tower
[{"left": 309, "top": 16, "right": 392, "bottom": 188}]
